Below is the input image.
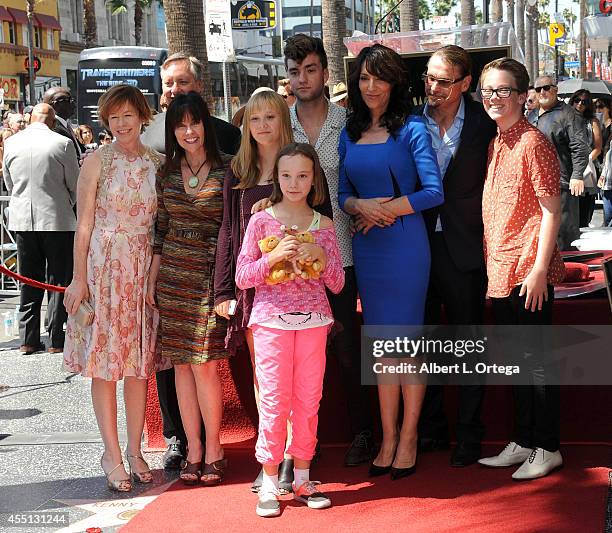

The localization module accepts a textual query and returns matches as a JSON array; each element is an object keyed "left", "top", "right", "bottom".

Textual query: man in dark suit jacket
[
  {"left": 42, "top": 87, "right": 85, "bottom": 161},
  {"left": 140, "top": 52, "right": 241, "bottom": 471},
  {"left": 414, "top": 46, "right": 497, "bottom": 467}
]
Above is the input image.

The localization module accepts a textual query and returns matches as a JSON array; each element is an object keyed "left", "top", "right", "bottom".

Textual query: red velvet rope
[{"left": 0, "top": 263, "right": 66, "bottom": 293}]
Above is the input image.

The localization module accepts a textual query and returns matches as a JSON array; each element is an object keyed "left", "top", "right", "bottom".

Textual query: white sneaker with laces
[
  {"left": 293, "top": 480, "right": 331, "bottom": 509},
  {"left": 256, "top": 488, "right": 280, "bottom": 517},
  {"left": 512, "top": 448, "right": 563, "bottom": 480},
  {"left": 478, "top": 441, "right": 533, "bottom": 468}
]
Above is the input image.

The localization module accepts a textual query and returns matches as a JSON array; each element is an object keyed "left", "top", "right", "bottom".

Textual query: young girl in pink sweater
[{"left": 236, "top": 143, "right": 344, "bottom": 517}]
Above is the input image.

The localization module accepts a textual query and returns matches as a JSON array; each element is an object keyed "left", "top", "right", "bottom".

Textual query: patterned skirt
[{"left": 157, "top": 230, "right": 228, "bottom": 364}]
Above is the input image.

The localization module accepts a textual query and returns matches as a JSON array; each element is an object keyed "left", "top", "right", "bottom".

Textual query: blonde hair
[{"left": 231, "top": 91, "right": 293, "bottom": 190}]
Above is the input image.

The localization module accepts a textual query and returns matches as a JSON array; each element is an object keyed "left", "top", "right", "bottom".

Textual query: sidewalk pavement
[{"left": 0, "top": 308, "right": 178, "bottom": 533}]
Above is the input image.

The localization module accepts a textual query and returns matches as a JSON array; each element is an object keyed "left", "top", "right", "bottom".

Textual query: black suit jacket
[
  {"left": 413, "top": 96, "right": 497, "bottom": 272},
  {"left": 52, "top": 119, "right": 85, "bottom": 160},
  {"left": 141, "top": 112, "right": 241, "bottom": 156}
]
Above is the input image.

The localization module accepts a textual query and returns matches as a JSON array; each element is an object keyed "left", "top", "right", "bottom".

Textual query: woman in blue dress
[{"left": 338, "top": 44, "right": 443, "bottom": 479}]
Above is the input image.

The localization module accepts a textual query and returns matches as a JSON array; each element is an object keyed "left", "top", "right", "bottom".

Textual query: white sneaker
[
  {"left": 256, "top": 488, "right": 280, "bottom": 517},
  {"left": 478, "top": 442, "right": 533, "bottom": 468},
  {"left": 512, "top": 448, "right": 563, "bottom": 480}
]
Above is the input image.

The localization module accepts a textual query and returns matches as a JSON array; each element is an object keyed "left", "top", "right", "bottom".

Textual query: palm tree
[
  {"left": 107, "top": 0, "right": 157, "bottom": 46},
  {"left": 461, "top": 0, "right": 475, "bottom": 25},
  {"left": 164, "top": 0, "right": 212, "bottom": 107},
  {"left": 400, "top": 0, "right": 420, "bottom": 32},
  {"left": 516, "top": 0, "right": 525, "bottom": 58},
  {"left": 490, "top": 0, "right": 503, "bottom": 22},
  {"left": 322, "top": 0, "right": 347, "bottom": 87},
  {"left": 506, "top": 0, "right": 515, "bottom": 29},
  {"left": 83, "top": 0, "right": 98, "bottom": 47}
]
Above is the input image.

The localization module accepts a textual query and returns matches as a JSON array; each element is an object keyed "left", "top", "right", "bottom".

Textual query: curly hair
[{"left": 346, "top": 44, "right": 411, "bottom": 142}]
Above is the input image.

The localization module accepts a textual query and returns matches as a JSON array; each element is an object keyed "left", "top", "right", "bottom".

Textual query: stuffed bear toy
[
  {"left": 258, "top": 235, "right": 296, "bottom": 285},
  {"left": 294, "top": 231, "right": 323, "bottom": 280}
]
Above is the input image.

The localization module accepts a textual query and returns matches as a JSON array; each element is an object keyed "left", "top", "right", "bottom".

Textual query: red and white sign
[{"left": 587, "top": 48, "right": 593, "bottom": 73}]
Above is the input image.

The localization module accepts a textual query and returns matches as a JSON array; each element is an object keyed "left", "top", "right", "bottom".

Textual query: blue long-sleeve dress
[{"left": 338, "top": 117, "right": 443, "bottom": 326}]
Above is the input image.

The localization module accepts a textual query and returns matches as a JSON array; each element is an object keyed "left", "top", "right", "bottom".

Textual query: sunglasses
[
  {"left": 573, "top": 98, "right": 589, "bottom": 105},
  {"left": 534, "top": 85, "right": 556, "bottom": 93}
]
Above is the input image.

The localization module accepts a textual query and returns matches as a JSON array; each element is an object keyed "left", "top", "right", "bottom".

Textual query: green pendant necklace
[{"left": 186, "top": 158, "right": 207, "bottom": 189}]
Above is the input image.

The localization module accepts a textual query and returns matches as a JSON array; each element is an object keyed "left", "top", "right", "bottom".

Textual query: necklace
[{"left": 185, "top": 158, "right": 207, "bottom": 189}]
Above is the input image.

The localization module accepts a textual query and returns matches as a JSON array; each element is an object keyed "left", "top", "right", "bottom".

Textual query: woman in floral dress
[{"left": 63, "top": 85, "right": 168, "bottom": 492}]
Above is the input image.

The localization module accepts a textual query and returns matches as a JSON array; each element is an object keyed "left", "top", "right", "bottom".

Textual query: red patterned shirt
[{"left": 483, "top": 117, "right": 566, "bottom": 298}]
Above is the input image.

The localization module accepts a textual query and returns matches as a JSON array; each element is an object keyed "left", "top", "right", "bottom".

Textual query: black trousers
[
  {"left": 327, "top": 266, "right": 372, "bottom": 436},
  {"left": 156, "top": 366, "right": 188, "bottom": 445},
  {"left": 16, "top": 231, "right": 73, "bottom": 349},
  {"left": 420, "top": 233, "right": 486, "bottom": 445},
  {"left": 490, "top": 285, "right": 560, "bottom": 452},
  {"left": 558, "top": 189, "right": 580, "bottom": 251}
]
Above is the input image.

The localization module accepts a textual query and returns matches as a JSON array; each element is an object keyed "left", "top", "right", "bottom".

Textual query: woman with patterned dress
[
  {"left": 147, "top": 92, "right": 230, "bottom": 486},
  {"left": 63, "top": 85, "right": 168, "bottom": 492},
  {"left": 339, "top": 45, "right": 443, "bottom": 479}
]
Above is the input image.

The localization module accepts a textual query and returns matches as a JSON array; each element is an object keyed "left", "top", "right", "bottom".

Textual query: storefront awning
[
  {"left": 0, "top": 7, "right": 12, "bottom": 22},
  {"left": 583, "top": 15, "right": 612, "bottom": 39},
  {"left": 7, "top": 7, "right": 28, "bottom": 25},
  {"left": 34, "top": 14, "right": 62, "bottom": 31}
]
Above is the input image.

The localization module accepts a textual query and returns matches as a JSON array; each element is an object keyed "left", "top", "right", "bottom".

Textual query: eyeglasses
[
  {"left": 573, "top": 98, "right": 588, "bottom": 105},
  {"left": 534, "top": 85, "right": 556, "bottom": 93},
  {"left": 421, "top": 72, "right": 466, "bottom": 90},
  {"left": 480, "top": 87, "right": 519, "bottom": 99}
]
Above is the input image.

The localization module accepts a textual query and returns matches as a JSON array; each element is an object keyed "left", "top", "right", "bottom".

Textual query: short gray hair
[{"left": 161, "top": 53, "right": 204, "bottom": 82}]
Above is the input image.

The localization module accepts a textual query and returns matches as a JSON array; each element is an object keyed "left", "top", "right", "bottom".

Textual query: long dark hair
[
  {"left": 346, "top": 44, "right": 411, "bottom": 142},
  {"left": 163, "top": 92, "right": 222, "bottom": 177},
  {"left": 571, "top": 89, "right": 595, "bottom": 120}
]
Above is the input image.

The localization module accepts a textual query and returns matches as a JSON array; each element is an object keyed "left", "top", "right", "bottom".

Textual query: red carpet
[{"left": 122, "top": 445, "right": 610, "bottom": 533}]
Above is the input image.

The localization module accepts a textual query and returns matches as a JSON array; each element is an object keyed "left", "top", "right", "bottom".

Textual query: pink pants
[{"left": 252, "top": 324, "right": 328, "bottom": 465}]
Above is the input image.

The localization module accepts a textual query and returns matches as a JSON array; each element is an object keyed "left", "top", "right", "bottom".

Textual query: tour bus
[{"left": 77, "top": 46, "right": 285, "bottom": 131}]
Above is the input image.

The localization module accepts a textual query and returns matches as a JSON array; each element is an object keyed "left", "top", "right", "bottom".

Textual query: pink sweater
[{"left": 235, "top": 210, "right": 345, "bottom": 327}]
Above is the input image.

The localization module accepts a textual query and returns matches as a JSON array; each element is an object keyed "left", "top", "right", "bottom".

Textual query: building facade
[{"left": 0, "top": 0, "right": 62, "bottom": 109}]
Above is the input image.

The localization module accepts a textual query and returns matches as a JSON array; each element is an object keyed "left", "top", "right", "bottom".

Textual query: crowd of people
[{"left": 1, "top": 34, "right": 608, "bottom": 518}]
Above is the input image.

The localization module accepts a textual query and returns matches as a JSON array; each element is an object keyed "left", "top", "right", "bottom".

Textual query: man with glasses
[
  {"left": 478, "top": 58, "right": 564, "bottom": 480},
  {"left": 42, "top": 87, "right": 84, "bottom": 163},
  {"left": 528, "top": 76, "right": 589, "bottom": 250},
  {"left": 413, "top": 45, "right": 496, "bottom": 467}
]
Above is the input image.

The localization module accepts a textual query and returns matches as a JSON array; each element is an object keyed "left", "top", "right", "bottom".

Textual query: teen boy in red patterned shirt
[{"left": 476, "top": 58, "right": 566, "bottom": 481}]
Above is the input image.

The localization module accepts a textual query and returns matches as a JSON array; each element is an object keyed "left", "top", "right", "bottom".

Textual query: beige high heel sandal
[
  {"left": 126, "top": 453, "right": 153, "bottom": 484},
  {"left": 100, "top": 454, "right": 132, "bottom": 492}
]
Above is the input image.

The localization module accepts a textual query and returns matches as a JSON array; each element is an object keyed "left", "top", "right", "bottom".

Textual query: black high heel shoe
[
  {"left": 369, "top": 440, "right": 398, "bottom": 478},
  {"left": 368, "top": 462, "right": 392, "bottom": 477},
  {"left": 390, "top": 463, "right": 416, "bottom": 480}
]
